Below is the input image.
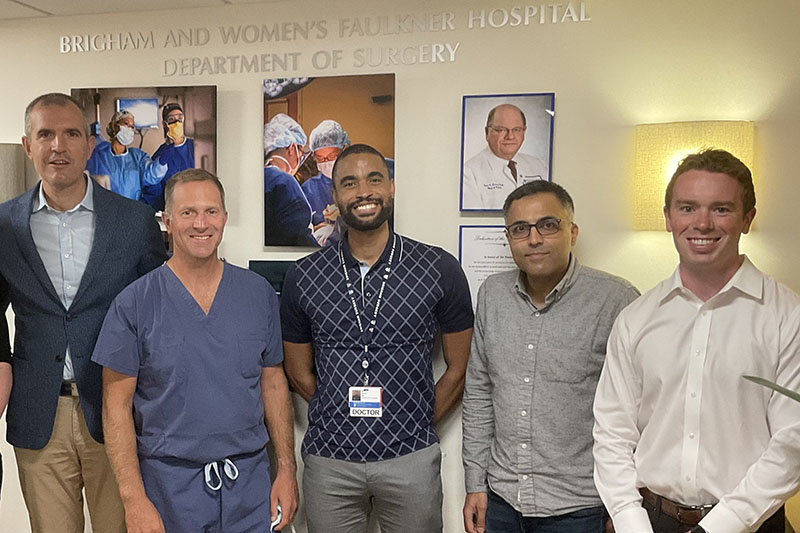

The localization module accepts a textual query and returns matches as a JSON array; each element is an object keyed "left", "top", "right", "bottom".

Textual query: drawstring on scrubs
[{"left": 203, "top": 458, "right": 240, "bottom": 491}]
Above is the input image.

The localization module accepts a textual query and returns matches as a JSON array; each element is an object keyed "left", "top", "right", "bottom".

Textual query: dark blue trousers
[{"left": 486, "top": 489, "right": 605, "bottom": 533}]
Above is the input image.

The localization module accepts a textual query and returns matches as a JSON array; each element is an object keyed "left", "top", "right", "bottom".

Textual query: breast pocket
[
  {"left": 540, "top": 347, "right": 601, "bottom": 384},
  {"left": 237, "top": 333, "right": 265, "bottom": 379}
]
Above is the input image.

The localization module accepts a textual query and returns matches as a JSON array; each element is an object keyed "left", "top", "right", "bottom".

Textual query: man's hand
[
  {"left": 270, "top": 469, "right": 299, "bottom": 530},
  {"left": 463, "top": 491, "right": 488, "bottom": 533},
  {"left": 124, "top": 496, "right": 165, "bottom": 533}
]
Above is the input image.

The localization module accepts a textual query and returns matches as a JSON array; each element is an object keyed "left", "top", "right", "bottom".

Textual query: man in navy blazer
[{"left": 0, "top": 93, "right": 167, "bottom": 532}]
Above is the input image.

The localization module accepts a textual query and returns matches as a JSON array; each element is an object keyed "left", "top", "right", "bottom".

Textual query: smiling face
[
  {"left": 22, "top": 102, "right": 94, "bottom": 200},
  {"left": 485, "top": 104, "right": 527, "bottom": 160},
  {"left": 332, "top": 152, "right": 394, "bottom": 232},
  {"left": 665, "top": 169, "right": 755, "bottom": 280},
  {"left": 164, "top": 180, "right": 228, "bottom": 264},
  {"left": 505, "top": 192, "right": 578, "bottom": 292}
]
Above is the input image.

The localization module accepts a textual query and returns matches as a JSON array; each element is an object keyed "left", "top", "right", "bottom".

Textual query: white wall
[{"left": 2, "top": 0, "right": 800, "bottom": 531}]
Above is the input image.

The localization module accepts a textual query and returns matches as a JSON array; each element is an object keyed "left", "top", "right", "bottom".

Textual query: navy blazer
[{"left": 0, "top": 182, "right": 167, "bottom": 449}]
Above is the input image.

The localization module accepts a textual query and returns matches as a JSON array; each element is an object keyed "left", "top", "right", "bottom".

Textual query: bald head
[{"left": 485, "top": 104, "right": 527, "bottom": 160}]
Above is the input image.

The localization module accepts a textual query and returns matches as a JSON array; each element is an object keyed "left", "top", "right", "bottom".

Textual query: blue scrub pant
[{"left": 140, "top": 448, "right": 272, "bottom": 533}]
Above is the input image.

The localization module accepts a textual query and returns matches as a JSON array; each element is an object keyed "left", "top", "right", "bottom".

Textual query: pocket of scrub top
[
  {"left": 237, "top": 333, "right": 266, "bottom": 379},
  {"left": 140, "top": 336, "right": 187, "bottom": 385}
]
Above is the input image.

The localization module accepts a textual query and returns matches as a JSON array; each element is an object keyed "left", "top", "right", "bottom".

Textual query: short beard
[{"left": 340, "top": 197, "right": 394, "bottom": 231}]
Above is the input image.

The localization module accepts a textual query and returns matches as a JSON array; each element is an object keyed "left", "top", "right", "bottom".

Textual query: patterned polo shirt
[{"left": 281, "top": 232, "right": 474, "bottom": 462}]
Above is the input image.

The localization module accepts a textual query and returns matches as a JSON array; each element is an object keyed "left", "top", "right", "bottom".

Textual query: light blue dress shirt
[{"left": 29, "top": 175, "right": 96, "bottom": 381}]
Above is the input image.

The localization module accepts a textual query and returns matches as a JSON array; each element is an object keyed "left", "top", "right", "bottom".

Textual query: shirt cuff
[
  {"left": 464, "top": 468, "right": 488, "bottom": 493},
  {"left": 611, "top": 506, "right": 653, "bottom": 533},
  {"left": 699, "top": 503, "right": 748, "bottom": 533}
]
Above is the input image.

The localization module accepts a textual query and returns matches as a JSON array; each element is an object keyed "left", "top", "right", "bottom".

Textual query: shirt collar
[
  {"left": 33, "top": 173, "right": 94, "bottom": 214},
  {"left": 514, "top": 254, "right": 580, "bottom": 310},
  {"left": 659, "top": 255, "right": 762, "bottom": 304},
  {"left": 484, "top": 147, "right": 515, "bottom": 172},
  {"left": 340, "top": 229, "right": 398, "bottom": 269}
]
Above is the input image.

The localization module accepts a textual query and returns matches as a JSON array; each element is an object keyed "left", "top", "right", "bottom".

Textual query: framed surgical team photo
[
  {"left": 460, "top": 92, "right": 555, "bottom": 212},
  {"left": 71, "top": 86, "right": 217, "bottom": 215},
  {"left": 262, "top": 73, "right": 395, "bottom": 248}
]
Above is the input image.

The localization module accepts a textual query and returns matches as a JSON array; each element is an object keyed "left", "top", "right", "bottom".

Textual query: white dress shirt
[
  {"left": 29, "top": 176, "right": 96, "bottom": 381},
  {"left": 593, "top": 257, "right": 800, "bottom": 533},
  {"left": 462, "top": 147, "right": 548, "bottom": 210}
]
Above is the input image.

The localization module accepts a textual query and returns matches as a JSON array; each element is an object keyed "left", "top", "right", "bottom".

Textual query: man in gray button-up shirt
[{"left": 462, "top": 181, "right": 639, "bottom": 533}]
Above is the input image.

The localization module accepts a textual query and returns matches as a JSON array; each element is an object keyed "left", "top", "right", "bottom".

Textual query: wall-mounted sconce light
[{"left": 633, "top": 121, "right": 754, "bottom": 230}]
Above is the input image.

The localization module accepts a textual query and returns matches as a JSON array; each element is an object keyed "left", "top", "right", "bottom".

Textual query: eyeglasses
[
  {"left": 489, "top": 126, "right": 526, "bottom": 136},
  {"left": 505, "top": 217, "right": 563, "bottom": 239},
  {"left": 314, "top": 153, "right": 339, "bottom": 163}
]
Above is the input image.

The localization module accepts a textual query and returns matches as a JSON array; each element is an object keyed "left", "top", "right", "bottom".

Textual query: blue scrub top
[
  {"left": 264, "top": 165, "right": 316, "bottom": 246},
  {"left": 92, "top": 262, "right": 283, "bottom": 463},
  {"left": 86, "top": 143, "right": 167, "bottom": 202},
  {"left": 142, "top": 138, "right": 195, "bottom": 211}
]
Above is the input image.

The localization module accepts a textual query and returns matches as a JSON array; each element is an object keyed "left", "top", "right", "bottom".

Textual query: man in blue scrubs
[
  {"left": 263, "top": 113, "right": 316, "bottom": 246},
  {"left": 93, "top": 169, "right": 298, "bottom": 532},
  {"left": 142, "top": 103, "right": 196, "bottom": 211}
]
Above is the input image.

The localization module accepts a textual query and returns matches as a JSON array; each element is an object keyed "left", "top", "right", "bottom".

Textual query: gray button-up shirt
[
  {"left": 30, "top": 176, "right": 95, "bottom": 381},
  {"left": 462, "top": 256, "right": 639, "bottom": 516}
]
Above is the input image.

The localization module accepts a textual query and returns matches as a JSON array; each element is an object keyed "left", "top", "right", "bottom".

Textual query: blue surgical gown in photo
[
  {"left": 264, "top": 165, "right": 317, "bottom": 246},
  {"left": 143, "top": 138, "right": 195, "bottom": 211},
  {"left": 86, "top": 143, "right": 167, "bottom": 202}
]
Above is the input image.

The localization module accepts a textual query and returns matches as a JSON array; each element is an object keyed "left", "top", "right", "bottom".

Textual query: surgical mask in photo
[
  {"left": 167, "top": 121, "right": 184, "bottom": 141},
  {"left": 116, "top": 126, "right": 135, "bottom": 146},
  {"left": 317, "top": 160, "right": 335, "bottom": 178}
]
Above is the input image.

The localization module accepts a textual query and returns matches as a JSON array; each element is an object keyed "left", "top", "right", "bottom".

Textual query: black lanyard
[{"left": 339, "top": 234, "right": 398, "bottom": 386}]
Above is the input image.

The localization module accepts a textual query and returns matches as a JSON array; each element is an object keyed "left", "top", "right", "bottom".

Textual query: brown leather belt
[{"left": 639, "top": 487, "right": 714, "bottom": 526}]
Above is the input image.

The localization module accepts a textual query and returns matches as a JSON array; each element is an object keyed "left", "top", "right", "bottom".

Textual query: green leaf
[{"left": 743, "top": 375, "right": 800, "bottom": 403}]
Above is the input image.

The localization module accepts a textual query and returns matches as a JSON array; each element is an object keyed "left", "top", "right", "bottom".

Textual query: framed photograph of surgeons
[
  {"left": 458, "top": 225, "right": 516, "bottom": 309},
  {"left": 71, "top": 85, "right": 218, "bottom": 214},
  {"left": 460, "top": 92, "right": 555, "bottom": 212},
  {"left": 262, "top": 73, "right": 395, "bottom": 248}
]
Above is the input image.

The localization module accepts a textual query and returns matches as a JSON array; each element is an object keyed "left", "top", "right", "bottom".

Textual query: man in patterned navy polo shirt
[{"left": 281, "top": 144, "right": 474, "bottom": 533}]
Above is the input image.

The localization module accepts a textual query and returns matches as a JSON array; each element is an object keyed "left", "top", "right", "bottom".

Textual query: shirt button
[
  {"left": 534, "top": 312, "right": 540, "bottom": 317},
  {"left": 689, "top": 433, "right": 695, "bottom": 439},
  {"left": 366, "top": 292, "right": 372, "bottom": 297},
  {"left": 520, "top": 410, "right": 527, "bottom": 416},
  {"left": 520, "top": 443, "right": 527, "bottom": 449},
  {"left": 686, "top": 476, "right": 691, "bottom": 482},
  {"left": 695, "top": 350, "right": 701, "bottom": 356},
  {"left": 522, "top": 475, "right": 528, "bottom": 480},
  {"left": 527, "top": 344, "right": 534, "bottom": 350},
  {"left": 690, "top": 392, "right": 697, "bottom": 398},
  {"left": 523, "top": 377, "right": 531, "bottom": 383},
  {"left": 64, "top": 253, "right": 69, "bottom": 258}
]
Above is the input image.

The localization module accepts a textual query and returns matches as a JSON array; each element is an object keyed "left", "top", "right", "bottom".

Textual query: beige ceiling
[{"left": 0, "top": 0, "right": 286, "bottom": 20}]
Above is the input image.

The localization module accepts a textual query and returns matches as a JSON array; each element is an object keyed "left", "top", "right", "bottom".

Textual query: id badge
[{"left": 349, "top": 387, "right": 382, "bottom": 417}]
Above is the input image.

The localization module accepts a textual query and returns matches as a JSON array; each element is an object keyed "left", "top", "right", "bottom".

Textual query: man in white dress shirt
[
  {"left": 462, "top": 103, "right": 548, "bottom": 210},
  {"left": 593, "top": 148, "right": 800, "bottom": 533}
]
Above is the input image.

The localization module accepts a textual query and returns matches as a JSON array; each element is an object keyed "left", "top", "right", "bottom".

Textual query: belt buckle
[{"left": 676, "top": 503, "right": 714, "bottom": 524}]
